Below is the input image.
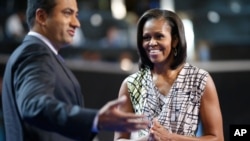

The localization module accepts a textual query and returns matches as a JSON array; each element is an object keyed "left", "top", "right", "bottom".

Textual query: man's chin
[
  {"left": 62, "top": 39, "right": 73, "bottom": 47},
  {"left": 62, "top": 43, "right": 72, "bottom": 48}
]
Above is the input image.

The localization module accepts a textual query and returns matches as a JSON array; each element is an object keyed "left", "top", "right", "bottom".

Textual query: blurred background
[{"left": 0, "top": 0, "right": 250, "bottom": 140}]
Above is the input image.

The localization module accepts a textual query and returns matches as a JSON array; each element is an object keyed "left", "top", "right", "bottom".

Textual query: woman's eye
[
  {"left": 142, "top": 36, "right": 150, "bottom": 41},
  {"left": 156, "top": 34, "right": 164, "bottom": 39}
]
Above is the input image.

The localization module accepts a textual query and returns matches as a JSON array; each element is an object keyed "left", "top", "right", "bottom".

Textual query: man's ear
[{"left": 35, "top": 8, "right": 47, "bottom": 26}]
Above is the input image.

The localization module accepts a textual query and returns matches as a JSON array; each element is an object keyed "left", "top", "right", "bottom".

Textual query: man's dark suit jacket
[{"left": 2, "top": 35, "right": 98, "bottom": 141}]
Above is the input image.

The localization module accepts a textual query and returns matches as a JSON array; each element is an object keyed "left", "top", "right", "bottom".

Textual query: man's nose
[{"left": 71, "top": 16, "right": 80, "bottom": 28}]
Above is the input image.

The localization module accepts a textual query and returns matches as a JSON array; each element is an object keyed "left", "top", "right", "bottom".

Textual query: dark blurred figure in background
[
  {"left": 99, "top": 25, "right": 128, "bottom": 48},
  {"left": 0, "top": 0, "right": 28, "bottom": 54},
  {"left": 5, "top": 7, "right": 28, "bottom": 42}
]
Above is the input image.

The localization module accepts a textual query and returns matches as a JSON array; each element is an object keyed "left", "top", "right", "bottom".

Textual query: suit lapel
[
  {"left": 54, "top": 52, "right": 83, "bottom": 105},
  {"left": 25, "top": 35, "right": 83, "bottom": 105}
]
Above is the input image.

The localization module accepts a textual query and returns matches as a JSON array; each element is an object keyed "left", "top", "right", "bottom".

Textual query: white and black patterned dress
[{"left": 126, "top": 63, "right": 208, "bottom": 138}]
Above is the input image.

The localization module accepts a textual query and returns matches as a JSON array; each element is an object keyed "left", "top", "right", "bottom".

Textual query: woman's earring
[{"left": 174, "top": 48, "right": 177, "bottom": 57}]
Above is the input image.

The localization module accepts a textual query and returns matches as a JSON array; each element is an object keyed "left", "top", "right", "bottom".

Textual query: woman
[{"left": 114, "top": 9, "right": 224, "bottom": 141}]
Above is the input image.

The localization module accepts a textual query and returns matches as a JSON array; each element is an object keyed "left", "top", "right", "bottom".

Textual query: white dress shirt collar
[{"left": 28, "top": 31, "right": 58, "bottom": 55}]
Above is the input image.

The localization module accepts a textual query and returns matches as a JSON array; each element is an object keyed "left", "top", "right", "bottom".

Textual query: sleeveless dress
[{"left": 126, "top": 63, "right": 208, "bottom": 138}]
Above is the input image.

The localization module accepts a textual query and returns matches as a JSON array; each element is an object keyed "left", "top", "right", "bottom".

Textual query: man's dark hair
[{"left": 26, "top": 0, "right": 57, "bottom": 28}]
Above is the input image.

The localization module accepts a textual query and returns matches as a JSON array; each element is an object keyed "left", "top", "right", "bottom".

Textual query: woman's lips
[{"left": 149, "top": 49, "right": 161, "bottom": 55}]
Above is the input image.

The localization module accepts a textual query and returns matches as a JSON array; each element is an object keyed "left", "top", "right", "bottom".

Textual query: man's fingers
[
  {"left": 127, "top": 118, "right": 149, "bottom": 129},
  {"left": 121, "top": 121, "right": 149, "bottom": 132},
  {"left": 107, "top": 95, "right": 127, "bottom": 109},
  {"left": 100, "top": 96, "right": 150, "bottom": 132}
]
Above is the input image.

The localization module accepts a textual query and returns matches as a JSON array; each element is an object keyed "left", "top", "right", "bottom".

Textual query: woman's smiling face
[{"left": 142, "top": 18, "right": 176, "bottom": 65}]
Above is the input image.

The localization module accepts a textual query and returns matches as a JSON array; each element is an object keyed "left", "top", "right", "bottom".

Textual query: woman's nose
[{"left": 149, "top": 38, "right": 157, "bottom": 46}]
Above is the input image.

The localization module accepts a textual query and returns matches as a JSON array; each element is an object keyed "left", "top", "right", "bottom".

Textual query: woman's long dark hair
[{"left": 137, "top": 8, "right": 187, "bottom": 70}]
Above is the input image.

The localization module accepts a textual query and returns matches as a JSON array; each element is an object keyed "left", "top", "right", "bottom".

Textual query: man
[{"left": 1, "top": 0, "right": 148, "bottom": 141}]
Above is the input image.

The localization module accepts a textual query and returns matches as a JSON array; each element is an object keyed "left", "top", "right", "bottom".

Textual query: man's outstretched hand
[{"left": 97, "top": 95, "right": 149, "bottom": 132}]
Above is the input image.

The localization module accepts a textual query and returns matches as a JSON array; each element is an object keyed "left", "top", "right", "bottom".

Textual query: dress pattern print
[{"left": 126, "top": 63, "right": 208, "bottom": 138}]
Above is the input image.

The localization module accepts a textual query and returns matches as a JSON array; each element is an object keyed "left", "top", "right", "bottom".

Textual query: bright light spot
[
  {"left": 120, "top": 58, "right": 133, "bottom": 71},
  {"left": 111, "top": 0, "right": 127, "bottom": 20},
  {"left": 230, "top": 1, "right": 241, "bottom": 13},
  {"left": 207, "top": 11, "right": 220, "bottom": 23},
  {"left": 90, "top": 13, "right": 102, "bottom": 27},
  {"left": 182, "top": 19, "right": 195, "bottom": 61},
  {"left": 160, "top": 0, "right": 175, "bottom": 12}
]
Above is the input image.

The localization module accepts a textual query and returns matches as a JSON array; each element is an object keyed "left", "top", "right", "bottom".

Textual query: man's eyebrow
[{"left": 63, "top": 7, "right": 78, "bottom": 13}]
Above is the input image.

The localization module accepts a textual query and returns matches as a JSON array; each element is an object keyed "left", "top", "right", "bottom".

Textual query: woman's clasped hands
[{"left": 148, "top": 118, "right": 172, "bottom": 141}]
